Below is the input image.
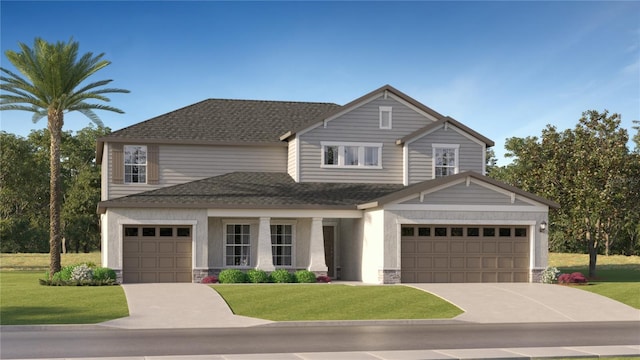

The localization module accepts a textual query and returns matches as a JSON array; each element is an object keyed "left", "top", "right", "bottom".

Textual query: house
[{"left": 97, "top": 85, "right": 559, "bottom": 284}]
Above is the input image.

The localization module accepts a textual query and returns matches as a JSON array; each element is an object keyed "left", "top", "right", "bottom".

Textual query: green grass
[
  {"left": 549, "top": 253, "right": 640, "bottom": 309},
  {"left": 212, "top": 284, "right": 463, "bottom": 321},
  {"left": 0, "top": 271, "right": 128, "bottom": 325},
  {"left": 0, "top": 252, "right": 101, "bottom": 271}
]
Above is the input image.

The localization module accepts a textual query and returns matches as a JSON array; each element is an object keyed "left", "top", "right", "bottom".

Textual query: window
[
  {"left": 433, "top": 144, "right": 459, "bottom": 178},
  {"left": 321, "top": 142, "right": 382, "bottom": 168},
  {"left": 124, "top": 145, "right": 147, "bottom": 183},
  {"left": 271, "top": 224, "right": 293, "bottom": 267},
  {"left": 225, "top": 224, "right": 251, "bottom": 267},
  {"left": 379, "top": 106, "right": 392, "bottom": 129}
]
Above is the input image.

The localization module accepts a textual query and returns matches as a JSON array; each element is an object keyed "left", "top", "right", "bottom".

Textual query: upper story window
[
  {"left": 271, "top": 224, "right": 294, "bottom": 267},
  {"left": 433, "top": 144, "right": 459, "bottom": 178},
  {"left": 321, "top": 142, "right": 382, "bottom": 169},
  {"left": 225, "top": 224, "right": 251, "bottom": 267},
  {"left": 124, "top": 145, "right": 147, "bottom": 183},
  {"left": 379, "top": 106, "right": 392, "bottom": 129}
]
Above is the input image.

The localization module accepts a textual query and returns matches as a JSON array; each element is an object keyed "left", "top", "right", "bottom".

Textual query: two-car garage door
[
  {"left": 123, "top": 225, "right": 192, "bottom": 283},
  {"left": 401, "top": 225, "right": 530, "bottom": 283}
]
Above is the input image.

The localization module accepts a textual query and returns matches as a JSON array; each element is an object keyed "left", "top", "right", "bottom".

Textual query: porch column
[
  {"left": 308, "top": 217, "right": 327, "bottom": 272},
  {"left": 255, "top": 217, "right": 275, "bottom": 271}
]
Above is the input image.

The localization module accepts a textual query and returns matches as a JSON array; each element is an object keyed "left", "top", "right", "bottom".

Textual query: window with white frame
[
  {"left": 271, "top": 224, "right": 293, "bottom": 267},
  {"left": 433, "top": 144, "right": 459, "bottom": 178},
  {"left": 321, "top": 142, "right": 382, "bottom": 168},
  {"left": 124, "top": 145, "right": 147, "bottom": 183},
  {"left": 379, "top": 106, "right": 392, "bottom": 129},
  {"left": 225, "top": 224, "right": 251, "bottom": 266}
]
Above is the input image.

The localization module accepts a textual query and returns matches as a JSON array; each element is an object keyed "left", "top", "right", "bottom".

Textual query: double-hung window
[
  {"left": 225, "top": 224, "right": 251, "bottom": 267},
  {"left": 433, "top": 144, "right": 459, "bottom": 178},
  {"left": 124, "top": 145, "right": 147, "bottom": 183},
  {"left": 321, "top": 142, "right": 382, "bottom": 168},
  {"left": 271, "top": 224, "right": 293, "bottom": 267}
]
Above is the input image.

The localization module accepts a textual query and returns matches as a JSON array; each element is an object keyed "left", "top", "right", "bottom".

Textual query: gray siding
[
  {"left": 108, "top": 143, "right": 287, "bottom": 199},
  {"left": 407, "top": 127, "right": 483, "bottom": 184},
  {"left": 400, "top": 182, "right": 533, "bottom": 206},
  {"left": 298, "top": 96, "right": 433, "bottom": 183}
]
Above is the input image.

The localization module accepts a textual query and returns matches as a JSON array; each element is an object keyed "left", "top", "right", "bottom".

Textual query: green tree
[{"left": 0, "top": 38, "right": 128, "bottom": 277}]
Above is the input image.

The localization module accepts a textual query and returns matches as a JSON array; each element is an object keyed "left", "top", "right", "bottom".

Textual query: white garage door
[
  {"left": 401, "top": 225, "right": 530, "bottom": 283},
  {"left": 123, "top": 225, "right": 192, "bottom": 283}
]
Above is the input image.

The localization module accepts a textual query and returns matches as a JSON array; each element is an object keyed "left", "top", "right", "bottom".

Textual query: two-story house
[{"left": 97, "top": 85, "right": 559, "bottom": 284}]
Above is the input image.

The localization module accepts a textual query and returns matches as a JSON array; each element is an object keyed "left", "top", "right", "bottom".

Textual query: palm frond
[
  {"left": 74, "top": 108, "right": 103, "bottom": 126},
  {"left": 31, "top": 109, "right": 47, "bottom": 123},
  {"left": 68, "top": 102, "right": 125, "bottom": 114}
]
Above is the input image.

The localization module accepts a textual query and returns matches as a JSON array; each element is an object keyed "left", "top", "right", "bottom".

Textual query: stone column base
[
  {"left": 378, "top": 269, "right": 401, "bottom": 284},
  {"left": 530, "top": 268, "right": 545, "bottom": 283}
]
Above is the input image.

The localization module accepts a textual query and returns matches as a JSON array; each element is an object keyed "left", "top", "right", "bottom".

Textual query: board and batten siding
[
  {"left": 287, "top": 137, "right": 297, "bottom": 181},
  {"left": 298, "top": 96, "right": 434, "bottom": 183},
  {"left": 407, "top": 127, "right": 483, "bottom": 184},
  {"left": 107, "top": 143, "right": 287, "bottom": 199},
  {"left": 400, "top": 182, "right": 532, "bottom": 206}
]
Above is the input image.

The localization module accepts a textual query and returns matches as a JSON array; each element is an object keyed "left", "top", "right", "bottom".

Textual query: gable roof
[
  {"left": 397, "top": 116, "right": 495, "bottom": 147},
  {"left": 97, "top": 99, "right": 340, "bottom": 163},
  {"left": 97, "top": 172, "right": 405, "bottom": 214},
  {"left": 357, "top": 171, "right": 560, "bottom": 209},
  {"left": 280, "top": 84, "right": 447, "bottom": 140}
]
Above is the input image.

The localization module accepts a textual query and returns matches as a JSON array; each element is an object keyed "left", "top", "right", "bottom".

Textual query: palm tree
[{"left": 0, "top": 38, "right": 129, "bottom": 278}]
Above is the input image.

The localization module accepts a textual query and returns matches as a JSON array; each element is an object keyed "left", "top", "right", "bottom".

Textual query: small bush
[
  {"left": 558, "top": 272, "right": 588, "bottom": 284},
  {"left": 269, "top": 269, "right": 294, "bottom": 283},
  {"left": 201, "top": 275, "right": 218, "bottom": 284},
  {"left": 316, "top": 275, "right": 331, "bottom": 283},
  {"left": 218, "top": 269, "right": 247, "bottom": 283},
  {"left": 247, "top": 269, "right": 270, "bottom": 283},
  {"left": 52, "top": 264, "right": 76, "bottom": 281},
  {"left": 93, "top": 267, "right": 117, "bottom": 281},
  {"left": 540, "top": 266, "right": 560, "bottom": 284},
  {"left": 70, "top": 264, "right": 94, "bottom": 281},
  {"left": 294, "top": 270, "right": 317, "bottom": 283}
]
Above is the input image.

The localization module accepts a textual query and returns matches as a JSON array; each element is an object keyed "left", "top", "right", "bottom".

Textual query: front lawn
[
  {"left": 212, "top": 284, "right": 463, "bottom": 321},
  {"left": 0, "top": 272, "right": 129, "bottom": 325},
  {"left": 0, "top": 252, "right": 101, "bottom": 271}
]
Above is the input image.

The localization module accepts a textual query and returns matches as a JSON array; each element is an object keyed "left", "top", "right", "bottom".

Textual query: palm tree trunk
[{"left": 48, "top": 110, "right": 63, "bottom": 278}]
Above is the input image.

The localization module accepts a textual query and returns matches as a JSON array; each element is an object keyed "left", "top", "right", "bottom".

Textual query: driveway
[{"left": 410, "top": 283, "right": 640, "bottom": 323}]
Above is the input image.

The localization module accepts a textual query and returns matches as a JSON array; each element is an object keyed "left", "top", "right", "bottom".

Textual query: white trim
[
  {"left": 379, "top": 106, "right": 392, "bottom": 129},
  {"left": 117, "top": 219, "right": 198, "bottom": 272},
  {"left": 482, "top": 144, "right": 487, "bottom": 175},
  {"left": 270, "top": 222, "right": 296, "bottom": 268},
  {"left": 386, "top": 204, "right": 549, "bottom": 212},
  {"left": 207, "top": 209, "right": 363, "bottom": 218},
  {"left": 529, "top": 224, "right": 536, "bottom": 271},
  {"left": 405, "top": 122, "right": 486, "bottom": 148},
  {"left": 403, "top": 145, "right": 409, "bottom": 186},
  {"left": 123, "top": 145, "right": 148, "bottom": 184},
  {"left": 222, "top": 221, "right": 253, "bottom": 268},
  {"left": 432, "top": 144, "right": 460, "bottom": 179},
  {"left": 320, "top": 141, "right": 383, "bottom": 169}
]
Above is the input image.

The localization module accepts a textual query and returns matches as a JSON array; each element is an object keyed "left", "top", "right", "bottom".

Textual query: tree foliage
[
  {"left": 490, "top": 110, "right": 639, "bottom": 277},
  {"left": 0, "top": 126, "right": 109, "bottom": 253},
  {"left": 0, "top": 38, "right": 128, "bottom": 277}
]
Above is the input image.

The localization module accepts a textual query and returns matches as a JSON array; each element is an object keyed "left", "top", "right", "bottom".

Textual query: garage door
[
  {"left": 401, "top": 225, "right": 529, "bottom": 283},
  {"left": 123, "top": 225, "right": 192, "bottom": 283}
]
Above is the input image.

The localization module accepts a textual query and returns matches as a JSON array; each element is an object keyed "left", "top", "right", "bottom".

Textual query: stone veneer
[
  {"left": 530, "top": 268, "right": 545, "bottom": 283},
  {"left": 379, "top": 269, "right": 401, "bottom": 284}
]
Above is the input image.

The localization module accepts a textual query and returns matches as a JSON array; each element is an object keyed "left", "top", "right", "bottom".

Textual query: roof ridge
[{"left": 202, "top": 98, "right": 340, "bottom": 106}]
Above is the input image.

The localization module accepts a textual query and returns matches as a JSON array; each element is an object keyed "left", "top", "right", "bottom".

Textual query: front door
[{"left": 323, "top": 226, "right": 335, "bottom": 278}]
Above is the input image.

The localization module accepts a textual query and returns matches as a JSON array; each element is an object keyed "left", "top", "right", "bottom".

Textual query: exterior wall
[
  {"left": 101, "top": 207, "right": 209, "bottom": 278},
  {"left": 407, "top": 127, "right": 484, "bottom": 184},
  {"left": 287, "top": 137, "right": 297, "bottom": 181},
  {"left": 362, "top": 209, "right": 385, "bottom": 283},
  {"left": 400, "top": 182, "right": 532, "bottom": 206},
  {"left": 338, "top": 218, "right": 364, "bottom": 281},
  {"left": 298, "top": 96, "right": 434, "bottom": 183},
  {"left": 107, "top": 143, "right": 287, "bottom": 199}
]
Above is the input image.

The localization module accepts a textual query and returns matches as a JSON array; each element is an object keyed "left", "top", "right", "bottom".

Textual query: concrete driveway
[{"left": 410, "top": 283, "right": 640, "bottom": 323}]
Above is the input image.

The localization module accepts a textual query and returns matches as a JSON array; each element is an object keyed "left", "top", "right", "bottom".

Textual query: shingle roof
[
  {"left": 103, "top": 99, "right": 341, "bottom": 144},
  {"left": 97, "top": 172, "right": 405, "bottom": 213}
]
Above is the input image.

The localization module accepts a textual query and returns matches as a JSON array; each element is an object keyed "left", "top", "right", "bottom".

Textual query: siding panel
[{"left": 400, "top": 182, "right": 532, "bottom": 206}]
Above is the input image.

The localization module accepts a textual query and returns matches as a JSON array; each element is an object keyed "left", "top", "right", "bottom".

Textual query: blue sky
[{"left": 1, "top": 1, "right": 638, "bottom": 164}]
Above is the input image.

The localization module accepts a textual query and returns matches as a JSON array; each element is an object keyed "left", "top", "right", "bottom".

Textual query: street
[{"left": 2, "top": 321, "right": 639, "bottom": 359}]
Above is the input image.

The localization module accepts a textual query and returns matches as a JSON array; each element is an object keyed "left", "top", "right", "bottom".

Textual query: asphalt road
[{"left": 2, "top": 321, "right": 639, "bottom": 359}]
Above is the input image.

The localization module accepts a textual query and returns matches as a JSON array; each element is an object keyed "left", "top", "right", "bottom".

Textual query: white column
[
  {"left": 255, "top": 217, "right": 275, "bottom": 271},
  {"left": 308, "top": 217, "right": 327, "bottom": 272}
]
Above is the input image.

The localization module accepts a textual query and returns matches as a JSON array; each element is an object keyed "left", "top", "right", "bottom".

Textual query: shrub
[
  {"left": 52, "top": 264, "right": 76, "bottom": 281},
  {"left": 540, "top": 266, "right": 560, "bottom": 284},
  {"left": 218, "top": 269, "right": 247, "bottom": 283},
  {"left": 247, "top": 269, "right": 270, "bottom": 283},
  {"left": 70, "top": 264, "right": 94, "bottom": 281},
  {"left": 269, "top": 269, "right": 294, "bottom": 283},
  {"left": 201, "top": 275, "right": 218, "bottom": 284},
  {"left": 294, "top": 270, "right": 317, "bottom": 283},
  {"left": 93, "top": 267, "right": 117, "bottom": 281},
  {"left": 316, "top": 275, "right": 331, "bottom": 283},
  {"left": 558, "top": 272, "right": 588, "bottom": 284}
]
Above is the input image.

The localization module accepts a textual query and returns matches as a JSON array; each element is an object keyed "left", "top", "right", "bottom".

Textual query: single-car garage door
[
  {"left": 123, "top": 225, "right": 192, "bottom": 283},
  {"left": 401, "top": 225, "right": 529, "bottom": 283}
]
